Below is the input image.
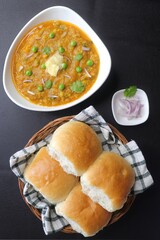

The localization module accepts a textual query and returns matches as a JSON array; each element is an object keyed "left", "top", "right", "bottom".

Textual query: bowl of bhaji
[{"left": 3, "top": 6, "right": 111, "bottom": 111}]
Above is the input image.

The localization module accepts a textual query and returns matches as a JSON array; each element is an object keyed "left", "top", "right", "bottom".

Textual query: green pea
[
  {"left": 25, "top": 70, "right": 32, "bottom": 76},
  {"left": 59, "top": 83, "right": 65, "bottom": 91},
  {"left": 70, "top": 40, "right": 77, "bottom": 47},
  {"left": 41, "top": 63, "right": 46, "bottom": 69},
  {"left": 49, "top": 32, "right": 55, "bottom": 38},
  {"left": 45, "top": 80, "right": 53, "bottom": 89},
  {"left": 76, "top": 66, "right": 82, "bottom": 73},
  {"left": 37, "top": 85, "right": 44, "bottom": 92},
  {"left": 32, "top": 46, "right": 38, "bottom": 53},
  {"left": 86, "top": 59, "right": 94, "bottom": 66},
  {"left": 61, "top": 62, "right": 68, "bottom": 70},
  {"left": 75, "top": 53, "right": 83, "bottom": 61},
  {"left": 58, "top": 46, "right": 65, "bottom": 53}
]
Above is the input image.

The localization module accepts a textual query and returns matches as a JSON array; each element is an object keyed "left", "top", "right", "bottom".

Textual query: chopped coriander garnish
[
  {"left": 45, "top": 80, "right": 53, "bottom": 89},
  {"left": 70, "top": 80, "right": 85, "bottom": 93},
  {"left": 41, "top": 63, "right": 46, "bottom": 69},
  {"left": 42, "top": 46, "right": 51, "bottom": 55},
  {"left": 75, "top": 53, "right": 83, "bottom": 61},
  {"left": 124, "top": 85, "right": 137, "bottom": 98}
]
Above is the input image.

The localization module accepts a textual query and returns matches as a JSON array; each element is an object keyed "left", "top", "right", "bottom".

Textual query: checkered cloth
[{"left": 10, "top": 106, "right": 154, "bottom": 235}]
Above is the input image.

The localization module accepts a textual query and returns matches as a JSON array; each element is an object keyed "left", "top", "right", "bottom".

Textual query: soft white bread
[
  {"left": 48, "top": 121, "right": 102, "bottom": 176},
  {"left": 24, "top": 147, "right": 78, "bottom": 204},
  {"left": 81, "top": 151, "right": 135, "bottom": 212},
  {"left": 55, "top": 184, "right": 112, "bottom": 237}
]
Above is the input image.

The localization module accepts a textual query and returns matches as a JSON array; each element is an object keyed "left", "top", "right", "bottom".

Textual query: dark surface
[{"left": 0, "top": 0, "right": 159, "bottom": 239}]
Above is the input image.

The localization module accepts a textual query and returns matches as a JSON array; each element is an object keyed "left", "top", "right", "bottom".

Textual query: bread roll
[
  {"left": 55, "top": 184, "right": 112, "bottom": 237},
  {"left": 24, "top": 147, "right": 78, "bottom": 204},
  {"left": 48, "top": 121, "right": 102, "bottom": 176},
  {"left": 81, "top": 151, "right": 135, "bottom": 212}
]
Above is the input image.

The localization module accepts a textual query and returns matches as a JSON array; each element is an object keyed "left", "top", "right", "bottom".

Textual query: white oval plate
[
  {"left": 3, "top": 6, "right": 111, "bottom": 111},
  {"left": 112, "top": 89, "right": 149, "bottom": 126}
]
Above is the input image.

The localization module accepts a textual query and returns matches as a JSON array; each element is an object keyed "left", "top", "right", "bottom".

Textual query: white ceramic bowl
[
  {"left": 111, "top": 89, "right": 149, "bottom": 126},
  {"left": 3, "top": 6, "right": 111, "bottom": 111}
]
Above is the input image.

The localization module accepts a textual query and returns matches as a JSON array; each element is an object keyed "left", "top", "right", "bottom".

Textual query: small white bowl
[
  {"left": 111, "top": 89, "right": 149, "bottom": 126},
  {"left": 3, "top": 6, "right": 111, "bottom": 111}
]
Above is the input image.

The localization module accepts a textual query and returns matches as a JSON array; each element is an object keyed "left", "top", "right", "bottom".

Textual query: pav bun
[
  {"left": 55, "top": 184, "right": 112, "bottom": 237},
  {"left": 24, "top": 147, "right": 78, "bottom": 204},
  {"left": 81, "top": 151, "right": 135, "bottom": 212},
  {"left": 48, "top": 121, "right": 102, "bottom": 176}
]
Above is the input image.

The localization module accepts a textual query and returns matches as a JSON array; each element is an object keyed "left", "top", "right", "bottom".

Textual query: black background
[{"left": 0, "top": 0, "right": 160, "bottom": 239}]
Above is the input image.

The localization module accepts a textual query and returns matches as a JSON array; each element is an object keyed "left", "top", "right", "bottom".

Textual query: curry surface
[{"left": 11, "top": 20, "right": 100, "bottom": 106}]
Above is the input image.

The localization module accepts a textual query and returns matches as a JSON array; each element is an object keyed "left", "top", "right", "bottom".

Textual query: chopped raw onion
[
  {"left": 27, "top": 90, "right": 35, "bottom": 95},
  {"left": 84, "top": 68, "right": 92, "bottom": 78},
  {"left": 27, "top": 31, "right": 34, "bottom": 36},
  {"left": 23, "top": 79, "right": 33, "bottom": 83},
  {"left": 49, "top": 95, "right": 58, "bottom": 99},
  {"left": 26, "top": 53, "right": 34, "bottom": 59},
  {"left": 82, "top": 46, "right": 90, "bottom": 51},
  {"left": 19, "top": 65, "right": 23, "bottom": 72},
  {"left": 41, "top": 78, "right": 46, "bottom": 85},
  {"left": 61, "top": 31, "right": 67, "bottom": 38},
  {"left": 63, "top": 55, "right": 71, "bottom": 63},
  {"left": 64, "top": 74, "right": 71, "bottom": 79},
  {"left": 35, "top": 37, "right": 41, "bottom": 40},
  {"left": 118, "top": 97, "right": 143, "bottom": 119}
]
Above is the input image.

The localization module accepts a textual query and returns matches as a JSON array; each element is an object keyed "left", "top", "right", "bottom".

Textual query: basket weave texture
[{"left": 18, "top": 116, "right": 135, "bottom": 233}]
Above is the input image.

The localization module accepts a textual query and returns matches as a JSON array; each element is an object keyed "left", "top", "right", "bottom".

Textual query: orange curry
[{"left": 11, "top": 20, "right": 100, "bottom": 106}]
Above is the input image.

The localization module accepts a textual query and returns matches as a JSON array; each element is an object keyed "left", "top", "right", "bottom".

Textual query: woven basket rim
[{"left": 18, "top": 115, "right": 135, "bottom": 234}]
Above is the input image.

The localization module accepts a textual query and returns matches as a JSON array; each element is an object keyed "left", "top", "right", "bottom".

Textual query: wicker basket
[{"left": 18, "top": 116, "right": 135, "bottom": 233}]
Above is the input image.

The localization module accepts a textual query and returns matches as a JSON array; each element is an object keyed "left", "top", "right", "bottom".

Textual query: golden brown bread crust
[
  {"left": 55, "top": 184, "right": 112, "bottom": 236},
  {"left": 49, "top": 121, "right": 102, "bottom": 175},
  {"left": 81, "top": 151, "right": 135, "bottom": 211},
  {"left": 24, "top": 147, "right": 78, "bottom": 204}
]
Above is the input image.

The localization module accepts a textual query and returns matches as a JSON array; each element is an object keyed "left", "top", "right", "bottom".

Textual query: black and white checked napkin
[{"left": 10, "top": 106, "right": 154, "bottom": 235}]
